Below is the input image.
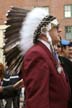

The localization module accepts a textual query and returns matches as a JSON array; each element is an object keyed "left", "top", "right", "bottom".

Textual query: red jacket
[{"left": 22, "top": 41, "right": 70, "bottom": 108}]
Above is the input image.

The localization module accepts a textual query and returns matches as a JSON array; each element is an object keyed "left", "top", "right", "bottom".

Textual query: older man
[{"left": 20, "top": 8, "right": 70, "bottom": 108}]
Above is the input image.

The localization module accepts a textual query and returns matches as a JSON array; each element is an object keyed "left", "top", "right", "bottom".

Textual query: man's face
[
  {"left": 54, "top": 44, "right": 61, "bottom": 55},
  {"left": 63, "top": 46, "right": 69, "bottom": 58},
  {"left": 49, "top": 25, "right": 61, "bottom": 45}
]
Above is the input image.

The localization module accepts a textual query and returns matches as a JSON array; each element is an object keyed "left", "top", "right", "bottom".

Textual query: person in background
[
  {"left": 0, "top": 63, "right": 23, "bottom": 108},
  {"left": 57, "top": 39, "right": 72, "bottom": 108},
  {"left": 0, "top": 63, "right": 5, "bottom": 108},
  {"left": 20, "top": 7, "right": 70, "bottom": 108},
  {"left": 3, "top": 73, "right": 22, "bottom": 108}
]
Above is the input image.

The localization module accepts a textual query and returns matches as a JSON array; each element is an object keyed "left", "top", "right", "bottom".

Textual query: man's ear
[{"left": 41, "top": 26, "right": 47, "bottom": 35}]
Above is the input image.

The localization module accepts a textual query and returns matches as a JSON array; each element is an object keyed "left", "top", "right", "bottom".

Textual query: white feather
[{"left": 20, "top": 7, "right": 48, "bottom": 55}]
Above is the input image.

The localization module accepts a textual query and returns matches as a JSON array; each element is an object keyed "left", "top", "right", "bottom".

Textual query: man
[
  {"left": 20, "top": 8, "right": 70, "bottom": 108},
  {"left": 58, "top": 39, "right": 72, "bottom": 108}
]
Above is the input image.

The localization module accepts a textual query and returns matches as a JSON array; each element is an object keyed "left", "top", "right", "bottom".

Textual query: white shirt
[{"left": 38, "top": 38, "right": 52, "bottom": 52}]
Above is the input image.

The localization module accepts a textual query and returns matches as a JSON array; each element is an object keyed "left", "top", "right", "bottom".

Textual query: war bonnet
[{"left": 20, "top": 7, "right": 59, "bottom": 55}]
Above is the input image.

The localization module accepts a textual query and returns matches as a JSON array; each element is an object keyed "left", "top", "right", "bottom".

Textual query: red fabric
[{"left": 22, "top": 41, "right": 70, "bottom": 108}]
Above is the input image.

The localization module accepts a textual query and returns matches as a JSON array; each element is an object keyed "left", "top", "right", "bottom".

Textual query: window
[
  {"left": 64, "top": 5, "right": 72, "bottom": 18},
  {"left": 65, "top": 26, "right": 72, "bottom": 39}
]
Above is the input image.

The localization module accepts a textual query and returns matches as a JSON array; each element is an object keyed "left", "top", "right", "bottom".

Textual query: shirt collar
[{"left": 38, "top": 38, "right": 52, "bottom": 52}]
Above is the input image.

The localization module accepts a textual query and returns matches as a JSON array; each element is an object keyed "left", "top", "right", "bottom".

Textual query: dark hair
[
  {"left": 0, "top": 63, "right": 4, "bottom": 72},
  {"left": 57, "top": 45, "right": 61, "bottom": 48},
  {"left": 69, "top": 42, "right": 72, "bottom": 47},
  {"left": 0, "top": 63, "right": 4, "bottom": 79}
]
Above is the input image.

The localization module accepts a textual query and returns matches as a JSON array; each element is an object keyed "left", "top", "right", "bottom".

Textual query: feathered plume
[
  {"left": 4, "top": 6, "right": 29, "bottom": 74},
  {"left": 20, "top": 7, "right": 49, "bottom": 55}
]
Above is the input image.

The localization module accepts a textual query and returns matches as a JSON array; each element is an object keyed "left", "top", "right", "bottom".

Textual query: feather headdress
[
  {"left": 4, "top": 7, "right": 59, "bottom": 74},
  {"left": 4, "top": 7, "right": 29, "bottom": 74},
  {"left": 20, "top": 7, "right": 59, "bottom": 55},
  {"left": 20, "top": 7, "right": 49, "bottom": 55}
]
